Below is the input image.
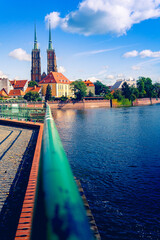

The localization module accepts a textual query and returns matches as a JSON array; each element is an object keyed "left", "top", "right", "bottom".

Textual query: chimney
[
  {"left": 34, "top": 85, "right": 36, "bottom": 89},
  {"left": 14, "top": 80, "right": 16, "bottom": 85}
]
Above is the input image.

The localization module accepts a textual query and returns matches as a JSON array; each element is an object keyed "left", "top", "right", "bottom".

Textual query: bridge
[{"left": 0, "top": 104, "right": 100, "bottom": 240}]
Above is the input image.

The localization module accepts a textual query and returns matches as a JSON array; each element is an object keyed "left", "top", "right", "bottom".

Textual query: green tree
[
  {"left": 28, "top": 81, "right": 38, "bottom": 87},
  {"left": 88, "top": 91, "right": 94, "bottom": 97},
  {"left": 137, "top": 77, "right": 154, "bottom": 98},
  {"left": 122, "top": 82, "right": 131, "bottom": 99},
  {"left": 113, "top": 89, "right": 123, "bottom": 101},
  {"left": 45, "top": 84, "right": 52, "bottom": 101},
  {"left": 153, "top": 83, "right": 160, "bottom": 98},
  {"left": 104, "top": 92, "right": 113, "bottom": 100},
  {"left": 130, "top": 87, "right": 139, "bottom": 98},
  {"left": 94, "top": 81, "right": 109, "bottom": 95},
  {"left": 24, "top": 92, "right": 39, "bottom": 101},
  {"left": 71, "top": 80, "right": 87, "bottom": 100}
]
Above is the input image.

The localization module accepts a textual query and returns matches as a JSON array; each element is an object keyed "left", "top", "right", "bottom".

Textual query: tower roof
[
  {"left": 48, "top": 23, "right": 53, "bottom": 50},
  {"left": 34, "top": 24, "right": 38, "bottom": 50}
]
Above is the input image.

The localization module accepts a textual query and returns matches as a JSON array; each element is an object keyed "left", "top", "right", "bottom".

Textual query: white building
[
  {"left": 111, "top": 79, "right": 137, "bottom": 90},
  {"left": 0, "top": 78, "right": 13, "bottom": 94}
]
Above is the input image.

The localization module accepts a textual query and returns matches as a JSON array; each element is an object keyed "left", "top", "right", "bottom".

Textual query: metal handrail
[{"left": 42, "top": 104, "right": 94, "bottom": 240}]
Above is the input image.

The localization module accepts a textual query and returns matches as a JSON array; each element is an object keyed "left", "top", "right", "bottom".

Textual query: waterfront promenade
[
  {"left": 0, "top": 107, "right": 99, "bottom": 240},
  {"left": 0, "top": 123, "right": 38, "bottom": 239}
]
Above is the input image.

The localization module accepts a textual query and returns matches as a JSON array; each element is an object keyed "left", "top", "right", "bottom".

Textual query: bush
[
  {"left": 24, "top": 92, "right": 39, "bottom": 101},
  {"left": 37, "top": 97, "right": 42, "bottom": 102},
  {"left": 60, "top": 96, "right": 68, "bottom": 102}
]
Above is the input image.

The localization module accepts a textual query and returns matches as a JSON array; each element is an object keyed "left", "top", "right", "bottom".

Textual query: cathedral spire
[
  {"left": 34, "top": 24, "right": 38, "bottom": 50},
  {"left": 48, "top": 22, "right": 53, "bottom": 50}
]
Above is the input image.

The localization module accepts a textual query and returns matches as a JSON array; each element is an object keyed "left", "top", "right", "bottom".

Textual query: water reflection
[{"left": 53, "top": 105, "right": 160, "bottom": 240}]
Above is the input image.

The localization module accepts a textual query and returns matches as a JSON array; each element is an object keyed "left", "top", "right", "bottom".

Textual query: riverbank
[{"left": 48, "top": 98, "right": 160, "bottom": 109}]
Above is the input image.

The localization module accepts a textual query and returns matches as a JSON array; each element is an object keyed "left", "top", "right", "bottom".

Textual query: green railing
[
  {"left": 41, "top": 104, "right": 94, "bottom": 240},
  {"left": 0, "top": 104, "right": 45, "bottom": 122}
]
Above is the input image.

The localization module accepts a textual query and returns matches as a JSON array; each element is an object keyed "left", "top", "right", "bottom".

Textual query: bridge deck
[{"left": 0, "top": 123, "right": 39, "bottom": 240}]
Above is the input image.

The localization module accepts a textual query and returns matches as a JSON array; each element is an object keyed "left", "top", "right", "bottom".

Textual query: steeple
[
  {"left": 34, "top": 24, "right": 38, "bottom": 50},
  {"left": 31, "top": 24, "right": 41, "bottom": 82},
  {"left": 48, "top": 23, "right": 53, "bottom": 50}
]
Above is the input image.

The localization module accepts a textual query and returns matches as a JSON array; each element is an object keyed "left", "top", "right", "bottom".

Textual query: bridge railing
[
  {"left": 0, "top": 104, "right": 45, "bottom": 122},
  {"left": 38, "top": 103, "right": 94, "bottom": 240}
]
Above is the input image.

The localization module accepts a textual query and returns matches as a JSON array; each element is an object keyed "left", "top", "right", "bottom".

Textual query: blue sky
[{"left": 1, "top": 0, "right": 160, "bottom": 85}]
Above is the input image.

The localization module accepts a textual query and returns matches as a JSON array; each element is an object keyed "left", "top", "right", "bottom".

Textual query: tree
[
  {"left": 130, "top": 87, "right": 139, "bottom": 98},
  {"left": 122, "top": 82, "right": 131, "bottom": 99},
  {"left": 88, "top": 91, "right": 94, "bottom": 97},
  {"left": 28, "top": 81, "right": 38, "bottom": 87},
  {"left": 45, "top": 84, "right": 52, "bottom": 101},
  {"left": 24, "top": 92, "right": 39, "bottom": 101},
  {"left": 113, "top": 89, "right": 123, "bottom": 101},
  {"left": 71, "top": 80, "right": 87, "bottom": 100},
  {"left": 94, "top": 81, "right": 109, "bottom": 95},
  {"left": 137, "top": 77, "right": 154, "bottom": 98},
  {"left": 153, "top": 83, "right": 160, "bottom": 98},
  {"left": 104, "top": 92, "right": 113, "bottom": 100}
]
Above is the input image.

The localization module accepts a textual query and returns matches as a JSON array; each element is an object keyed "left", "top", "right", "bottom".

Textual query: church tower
[
  {"left": 31, "top": 25, "right": 41, "bottom": 82},
  {"left": 47, "top": 24, "right": 58, "bottom": 74}
]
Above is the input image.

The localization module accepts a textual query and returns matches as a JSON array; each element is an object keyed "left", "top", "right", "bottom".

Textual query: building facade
[
  {"left": 84, "top": 80, "right": 95, "bottom": 95},
  {"left": 111, "top": 79, "right": 137, "bottom": 90},
  {"left": 10, "top": 80, "right": 28, "bottom": 92},
  {"left": 39, "top": 72, "right": 73, "bottom": 98},
  {"left": 0, "top": 78, "right": 13, "bottom": 94},
  {"left": 31, "top": 26, "right": 41, "bottom": 82},
  {"left": 47, "top": 24, "right": 58, "bottom": 74}
]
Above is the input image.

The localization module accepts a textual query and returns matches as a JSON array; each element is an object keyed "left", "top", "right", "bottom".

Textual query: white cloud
[
  {"left": 75, "top": 46, "right": 122, "bottom": 56},
  {"left": 139, "top": 49, "right": 160, "bottom": 58},
  {"left": 117, "top": 73, "right": 125, "bottom": 78},
  {"left": 9, "top": 48, "right": 31, "bottom": 61},
  {"left": 106, "top": 74, "right": 115, "bottom": 80},
  {"left": 45, "top": 0, "right": 160, "bottom": 36},
  {"left": 124, "top": 49, "right": 160, "bottom": 58},
  {"left": 0, "top": 70, "right": 8, "bottom": 78},
  {"left": 58, "top": 66, "right": 66, "bottom": 73},
  {"left": 123, "top": 50, "right": 139, "bottom": 58},
  {"left": 132, "top": 65, "right": 141, "bottom": 70},
  {"left": 87, "top": 76, "right": 100, "bottom": 82},
  {"left": 45, "top": 12, "right": 61, "bottom": 28}
]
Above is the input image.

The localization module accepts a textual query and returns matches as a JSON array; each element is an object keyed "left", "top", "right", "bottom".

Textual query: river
[{"left": 52, "top": 104, "right": 160, "bottom": 240}]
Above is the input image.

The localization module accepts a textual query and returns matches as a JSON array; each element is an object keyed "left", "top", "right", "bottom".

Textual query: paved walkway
[{"left": 0, "top": 125, "right": 33, "bottom": 212}]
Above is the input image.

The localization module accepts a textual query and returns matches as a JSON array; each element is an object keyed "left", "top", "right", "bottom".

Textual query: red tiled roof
[
  {"left": 8, "top": 89, "right": 25, "bottom": 96},
  {"left": 39, "top": 72, "right": 71, "bottom": 84},
  {"left": 0, "top": 88, "right": 8, "bottom": 97},
  {"left": 84, "top": 80, "right": 94, "bottom": 87},
  {"left": 10, "top": 80, "right": 28, "bottom": 89},
  {"left": 25, "top": 86, "right": 41, "bottom": 93}
]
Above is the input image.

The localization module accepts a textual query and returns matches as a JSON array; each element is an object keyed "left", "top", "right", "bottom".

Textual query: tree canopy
[
  {"left": 94, "top": 81, "right": 109, "bottom": 95},
  {"left": 24, "top": 92, "right": 39, "bottom": 101},
  {"left": 137, "top": 77, "right": 154, "bottom": 98},
  {"left": 28, "top": 81, "right": 38, "bottom": 87},
  {"left": 71, "top": 80, "right": 87, "bottom": 100}
]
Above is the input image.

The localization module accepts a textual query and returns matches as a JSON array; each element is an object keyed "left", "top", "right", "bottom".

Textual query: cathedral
[{"left": 31, "top": 25, "right": 58, "bottom": 83}]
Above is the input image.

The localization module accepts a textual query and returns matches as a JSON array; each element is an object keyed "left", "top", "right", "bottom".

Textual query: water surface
[{"left": 53, "top": 104, "right": 160, "bottom": 240}]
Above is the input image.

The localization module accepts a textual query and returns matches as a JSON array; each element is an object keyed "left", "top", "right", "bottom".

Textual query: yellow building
[
  {"left": 39, "top": 72, "right": 73, "bottom": 97},
  {"left": 84, "top": 80, "right": 95, "bottom": 95}
]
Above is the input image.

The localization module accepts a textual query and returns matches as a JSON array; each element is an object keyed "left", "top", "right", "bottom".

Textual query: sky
[{"left": 1, "top": 0, "right": 160, "bottom": 85}]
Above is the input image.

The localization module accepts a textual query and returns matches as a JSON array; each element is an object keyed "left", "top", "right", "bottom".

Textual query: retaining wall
[{"left": 48, "top": 100, "right": 110, "bottom": 109}]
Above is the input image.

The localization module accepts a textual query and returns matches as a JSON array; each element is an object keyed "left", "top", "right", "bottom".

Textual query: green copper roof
[
  {"left": 48, "top": 23, "right": 53, "bottom": 50},
  {"left": 34, "top": 24, "right": 38, "bottom": 50}
]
